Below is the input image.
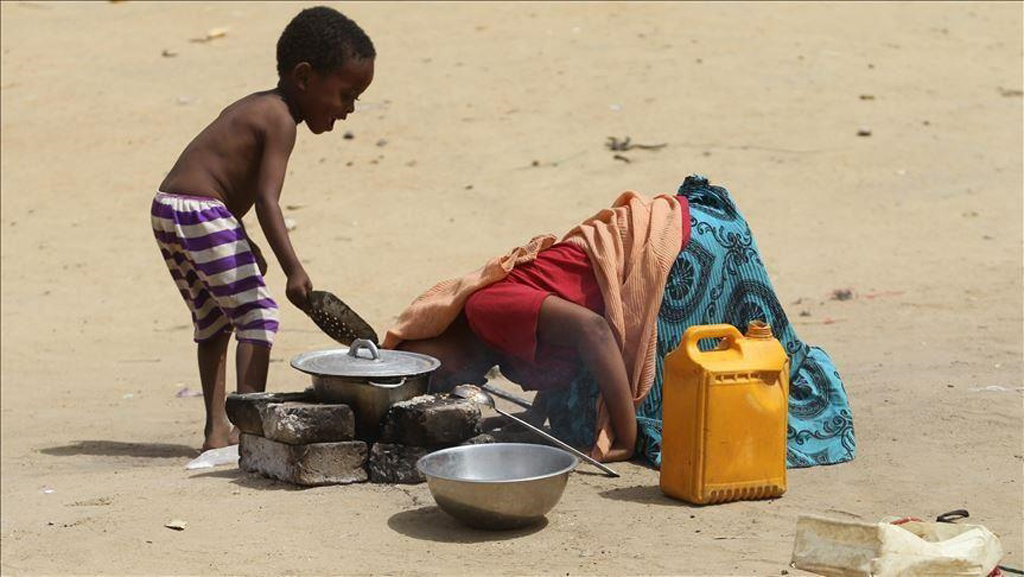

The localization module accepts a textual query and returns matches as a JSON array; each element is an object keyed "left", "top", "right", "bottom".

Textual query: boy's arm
[
  {"left": 535, "top": 296, "right": 637, "bottom": 462},
  {"left": 254, "top": 111, "right": 311, "bottom": 311}
]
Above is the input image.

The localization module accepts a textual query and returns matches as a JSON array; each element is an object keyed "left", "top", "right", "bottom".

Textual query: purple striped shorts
[{"left": 151, "top": 192, "right": 279, "bottom": 347}]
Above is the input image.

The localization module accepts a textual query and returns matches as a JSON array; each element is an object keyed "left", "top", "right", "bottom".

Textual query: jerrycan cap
[{"left": 746, "top": 320, "right": 774, "bottom": 339}]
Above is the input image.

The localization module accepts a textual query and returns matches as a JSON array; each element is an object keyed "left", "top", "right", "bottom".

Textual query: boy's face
[{"left": 297, "top": 56, "right": 374, "bottom": 134}]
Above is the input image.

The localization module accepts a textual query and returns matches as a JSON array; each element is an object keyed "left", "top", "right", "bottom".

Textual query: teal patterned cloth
[{"left": 546, "top": 176, "right": 857, "bottom": 468}]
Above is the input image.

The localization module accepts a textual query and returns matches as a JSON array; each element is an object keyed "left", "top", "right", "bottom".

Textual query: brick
[
  {"left": 238, "top": 433, "right": 367, "bottom": 486},
  {"left": 225, "top": 390, "right": 314, "bottom": 436},
  {"left": 367, "top": 443, "right": 430, "bottom": 484},
  {"left": 461, "top": 433, "right": 497, "bottom": 445},
  {"left": 367, "top": 434, "right": 496, "bottom": 485},
  {"left": 262, "top": 402, "right": 355, "bottom": 445},
  {"left": 379, "top": 394, "right": 481, "bottom": 447}
]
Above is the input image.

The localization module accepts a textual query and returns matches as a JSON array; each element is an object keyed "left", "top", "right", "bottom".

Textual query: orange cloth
[{"left": 383, "top": 191, "right": 683, "bottom": 459}]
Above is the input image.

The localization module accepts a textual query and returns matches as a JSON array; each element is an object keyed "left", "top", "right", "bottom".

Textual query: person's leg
[
  {"left": 156, "top": 193, "right": 256, "bottom": 449},
  {"left": 197, "top": 330, "right": 234, "bottom": 450},
  {"left": 222, "top": 240, "right": 277, "bottom": 395},
  {"left": 235, "top": 341, "right": 270, "bottom": 394}
]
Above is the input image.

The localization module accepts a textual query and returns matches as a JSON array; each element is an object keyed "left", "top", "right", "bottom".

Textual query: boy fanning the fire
[{"left": 151, "top": 7, "right": 375, "bottom": 449}]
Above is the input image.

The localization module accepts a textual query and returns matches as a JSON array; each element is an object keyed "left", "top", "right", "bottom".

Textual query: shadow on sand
[
  {"left": 39, "top": 440, "right": 198, "bottom": 459},
  {"left": 598, "top": 484, "right": 698, "bottom": 508},
  {"left": 387, "top": 506, "right": 548, "bottom": 543},
  {"left": 187, "top": 467, "right": 309, "bottom": 492}
]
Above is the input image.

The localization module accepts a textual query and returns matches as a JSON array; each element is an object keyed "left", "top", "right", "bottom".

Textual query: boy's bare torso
[{"left": 160, "top": 90, "right": 296, "bottom": 218}]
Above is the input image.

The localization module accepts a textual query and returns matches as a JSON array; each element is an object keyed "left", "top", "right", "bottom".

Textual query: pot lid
[{"left": 290, "top": 339, "right": 441, "bottom": 378}]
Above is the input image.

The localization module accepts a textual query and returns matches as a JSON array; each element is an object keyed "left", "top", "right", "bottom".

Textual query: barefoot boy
[{"left": 151, "top": 7, "right": 375, "bottom": 449}]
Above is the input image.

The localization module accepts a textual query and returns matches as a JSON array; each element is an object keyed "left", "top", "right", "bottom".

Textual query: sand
[{"left": 1, "top": 1, "right": 1021, "bottom": 574}]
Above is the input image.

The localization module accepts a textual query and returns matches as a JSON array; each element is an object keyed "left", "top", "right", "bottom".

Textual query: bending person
[{"left": 387, "top": 176, "right": 856, "bottom": 467}]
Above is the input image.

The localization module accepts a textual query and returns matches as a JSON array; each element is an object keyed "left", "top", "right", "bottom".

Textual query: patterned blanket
[{"left": 546, "top": 176, "right": 857, "bottom": 468}]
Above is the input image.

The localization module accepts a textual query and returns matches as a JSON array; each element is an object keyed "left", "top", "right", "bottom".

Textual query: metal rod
[
  {"left": 480, "top": 383, "right": 533, "bottom": 409},
  {"left": 493, "top": 407, "right": 620, "bottom": 478}
]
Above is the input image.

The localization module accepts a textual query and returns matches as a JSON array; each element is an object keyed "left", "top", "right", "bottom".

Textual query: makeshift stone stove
[{"left": 226, "top": 390, "right": 496, "bottom": 486}]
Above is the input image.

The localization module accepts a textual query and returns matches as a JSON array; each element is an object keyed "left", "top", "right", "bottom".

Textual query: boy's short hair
[{"left": 276, "top": 6, "right": 375, "bottom": 77}]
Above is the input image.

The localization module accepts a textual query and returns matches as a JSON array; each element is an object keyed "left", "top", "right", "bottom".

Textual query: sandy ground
[{"left": 1, "top": 1, "right": 1021, "bottom": 575}]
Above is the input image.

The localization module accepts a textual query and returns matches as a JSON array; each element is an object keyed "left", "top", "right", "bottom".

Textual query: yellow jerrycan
[{"left": 659, "top": 321, "right": 789, "bottom": 504}]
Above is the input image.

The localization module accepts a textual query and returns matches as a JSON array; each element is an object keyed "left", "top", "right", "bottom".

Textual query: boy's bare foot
[{"left": 202, "top": 421, "right": 239, "bottom": 451}]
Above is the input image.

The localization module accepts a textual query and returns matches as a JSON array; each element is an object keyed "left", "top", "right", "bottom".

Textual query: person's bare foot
[{"left": 202, "top": 421, "right": 239, "bottom": 451}]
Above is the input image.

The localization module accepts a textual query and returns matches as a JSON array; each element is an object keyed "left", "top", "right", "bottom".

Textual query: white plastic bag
[
  {"left": 185, "top": 445, "right": 239, "bottom": 470},
  {"left": 791, "top": 515, "right": 1003, "bottom": 576}
]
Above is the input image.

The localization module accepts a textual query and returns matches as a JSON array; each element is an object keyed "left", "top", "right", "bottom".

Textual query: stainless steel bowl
[{"left": 416, "top": 443, "right": 579, "bottom": 530}]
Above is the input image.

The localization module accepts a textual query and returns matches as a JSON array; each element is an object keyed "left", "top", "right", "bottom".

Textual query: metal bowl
[{"left": 416, "top": 443, "right": 579, "bottom": 530}]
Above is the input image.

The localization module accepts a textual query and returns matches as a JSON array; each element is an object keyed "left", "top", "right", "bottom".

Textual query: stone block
[
  {"left": 238, "top": 433, "right": 367, "bottom": 486},
  {"left": 380, "top": 394, "right": 481, "bottom": 447},
  {"left": 461, "top": 433, "right": 497, "bottom": 445},
  {"left": 367, "top": 434, "right": 496, "bottom": 485},
  {"left": 368, "top": 443, "right": 430, "bottom": 484},
  {"left": 225, "top": 390, "right": 314, "bottom": 436},
  {"left": 262, "top": 402, "right": 355, "bottom": 445}
]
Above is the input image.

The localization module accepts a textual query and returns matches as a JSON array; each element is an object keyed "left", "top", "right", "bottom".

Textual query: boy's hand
[{"left": 286, "top": 269, "right": 313, "bottom": 312}]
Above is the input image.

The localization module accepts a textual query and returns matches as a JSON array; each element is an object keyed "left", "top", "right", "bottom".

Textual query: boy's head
[{"left": 277, "top": 6, "right": 375, "bottom": 134}]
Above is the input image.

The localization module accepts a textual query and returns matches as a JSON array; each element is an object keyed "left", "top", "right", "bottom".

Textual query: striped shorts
[{"left": 151, "top": 192, "right": 279, "bottom": 347}]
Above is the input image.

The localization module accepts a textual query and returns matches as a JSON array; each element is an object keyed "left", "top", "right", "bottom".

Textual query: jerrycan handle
[{"left": 683, "top": 324, "right": 743, "bottom": 360}]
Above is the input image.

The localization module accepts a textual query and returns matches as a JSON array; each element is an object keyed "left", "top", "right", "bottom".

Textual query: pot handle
[
  {"left": 347, "top": 338, "right": 381, "bottom": 361},
  {"left": 368, "top": 377, "right": 407, "bottom": 389}
]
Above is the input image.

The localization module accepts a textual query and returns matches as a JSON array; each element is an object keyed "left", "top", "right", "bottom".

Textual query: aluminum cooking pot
[{"left": 290, "top": 339, "right": 441, "bottom": 440}]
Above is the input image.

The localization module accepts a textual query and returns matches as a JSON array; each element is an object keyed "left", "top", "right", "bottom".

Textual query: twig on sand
[
  {"left": 606, "top": 136, "right": 668, "bottom": 152},
  {"left": 190, "top": 27, "right": 229, "bottom": 43}
]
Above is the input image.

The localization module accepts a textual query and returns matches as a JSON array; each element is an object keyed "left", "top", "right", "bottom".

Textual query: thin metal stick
[
  {"left": 493, "top": 407, "right": 619, "bottom": 478},
  {"left": 480, "top": 383, "right": 533, "bottom": 409}
]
